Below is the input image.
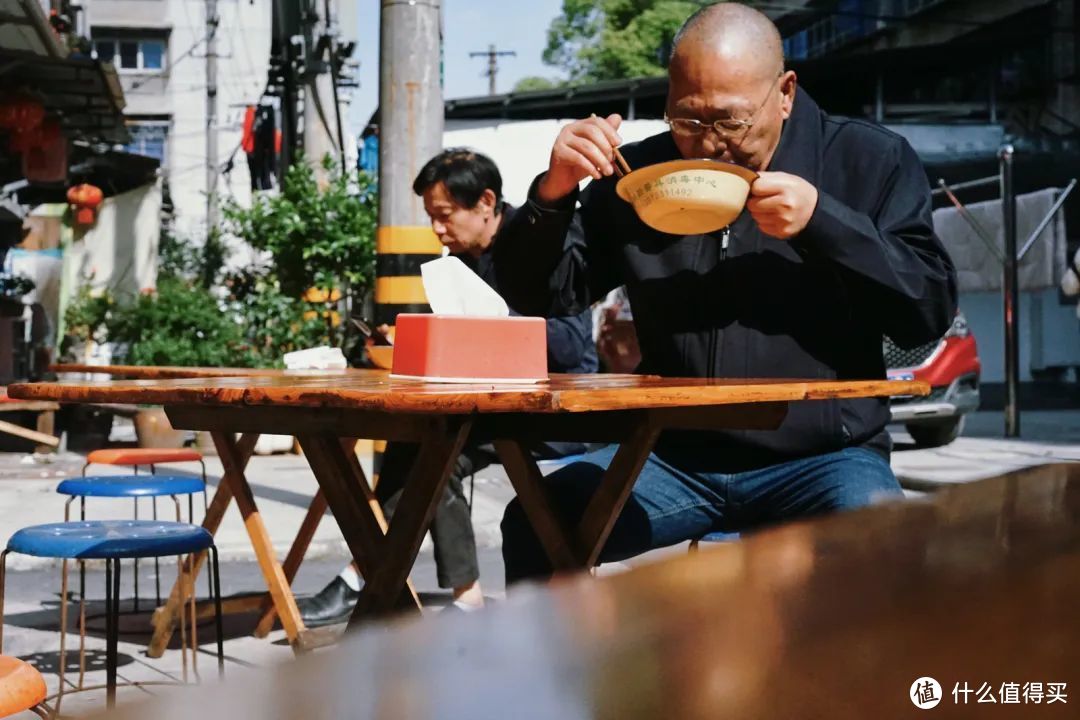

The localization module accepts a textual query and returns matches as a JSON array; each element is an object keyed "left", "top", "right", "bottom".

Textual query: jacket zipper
[{"left": 709, "top": 227, "right": 731, "bottom": 378}]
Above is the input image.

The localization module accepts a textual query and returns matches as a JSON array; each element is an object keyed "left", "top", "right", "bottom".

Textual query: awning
[{"left": 14, "top": 147, "right": 159, "bottom": 205}]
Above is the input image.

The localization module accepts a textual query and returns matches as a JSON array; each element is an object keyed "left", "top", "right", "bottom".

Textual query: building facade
[{"left": 85, "top": 0, "right": 273, "bottom": 240}]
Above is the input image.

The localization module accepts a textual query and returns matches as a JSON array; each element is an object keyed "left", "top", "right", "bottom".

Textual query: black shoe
[{"left": 298, "top": 576, "right": 360, "bottom": 627}]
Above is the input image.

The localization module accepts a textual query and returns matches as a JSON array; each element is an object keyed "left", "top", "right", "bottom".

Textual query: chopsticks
[
  {"left": 612, "top": 146, "right": 632, "bottom": 178},
  {"left": 591, "top": 113, "right": 632, "bottom": 178}
]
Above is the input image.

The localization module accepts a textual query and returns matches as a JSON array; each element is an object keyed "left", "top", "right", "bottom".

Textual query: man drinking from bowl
[{"left": 494, "top": 1, "right": 957, "bottom": 582}]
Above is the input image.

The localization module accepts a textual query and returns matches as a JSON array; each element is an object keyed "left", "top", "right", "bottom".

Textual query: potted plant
[{"left": 62, "top": 277, "right": 255, "bottom": 448}]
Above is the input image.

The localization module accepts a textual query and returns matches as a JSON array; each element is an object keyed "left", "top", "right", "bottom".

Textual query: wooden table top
[
  {"left": 14, "top": 370, "right": 927, "bottom": 414},
  {"left": 50, "top": 363, "right": 295, "bottom": 379},
  {"left": 105, "top": 462, "right": 1080, "bottom": 719}
]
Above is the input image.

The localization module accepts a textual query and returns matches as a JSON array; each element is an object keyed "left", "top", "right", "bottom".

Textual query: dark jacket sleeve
[
  {"left": 795, "top": 138, "right": 958, "bottom": 348},
  {"left": 495, "top": 176, "right": 620, "bottom": 318},
  {"left": 545, "top": 309, "right": 597, "bottom": 373}
]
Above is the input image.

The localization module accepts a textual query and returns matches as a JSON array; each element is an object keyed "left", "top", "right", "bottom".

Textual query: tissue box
[{"left": 390, "top": 314, "right": 548, "bottom": 383}]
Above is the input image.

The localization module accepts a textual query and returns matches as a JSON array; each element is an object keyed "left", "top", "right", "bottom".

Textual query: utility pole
[
  {"left": 469, "top": 44, "right": 515, "bottom": 96},
  {"left": 205, "top": 0, "right": 219, "bottom": 231},
  {"left": 375, "top": 0, "right": 443, "bottom": 328},
  {"left": 302, "top": 0, "right": 346, "bottom": 186},
  {"left": 271, "top": 0, "right": 302, "bottom": 185}
]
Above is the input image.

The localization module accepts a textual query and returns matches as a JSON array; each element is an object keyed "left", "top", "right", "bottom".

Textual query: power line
[{"left": 128, "top": 32, "right": 209, "bottom": 92}]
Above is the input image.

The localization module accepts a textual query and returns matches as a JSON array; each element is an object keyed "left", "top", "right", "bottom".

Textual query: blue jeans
[{"left": 501, "top": 445, "right": 901, "bottom": 584}]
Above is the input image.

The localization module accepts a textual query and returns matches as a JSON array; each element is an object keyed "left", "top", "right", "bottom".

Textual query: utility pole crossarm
[{"left": 469, "top": 44, "right": 516, "bottom": 95}]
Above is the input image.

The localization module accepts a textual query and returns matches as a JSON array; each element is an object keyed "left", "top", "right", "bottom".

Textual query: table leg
[
  {"left": 256, "top": 437, "right": 424, "bottom": 637},
  {"left": 148, "top": 432, "right": 258, "bottom": 658},
  {"left": 348, "top": 419, "right": 473, "bottom": 625},
  {"left": 252, "top": 488, "right": 328, "bottom": 638},
  {"left": 575, "top": 423, "right": 661, "bottom": 567},
  {"left": 296, "top": 434, "right": 393, "bottom": 593},
  {"left": 212, "top": 431, "right": 307, "bottom": 649},
  {"left": 493, "top": 440, "right": 580, "bottom": 571},
  {"left": 495, "top": 423, "right": 660, "bottom": 572},
  {"left": 35, "top": 408, "right": 55, "bottom": 454},
  {"left": 336, "top": 438, "right": 423, "bottom": 609}
]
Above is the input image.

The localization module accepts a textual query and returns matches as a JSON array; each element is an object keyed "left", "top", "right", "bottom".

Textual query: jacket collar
[{"left": 766, "top": 86, "right": 824, "bottom": 185}]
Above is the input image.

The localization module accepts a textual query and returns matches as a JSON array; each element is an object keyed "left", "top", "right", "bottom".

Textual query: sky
[{"left": 345, "top": 0, "right": 567, "bottom": 133}]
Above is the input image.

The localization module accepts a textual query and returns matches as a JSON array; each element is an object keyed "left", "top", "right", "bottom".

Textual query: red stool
[
  {"left": 0, "top": 655, "right": 48, "bottom": 718},
  {"left": 84, "top": 448, "right": 204, "bottom": 470}
]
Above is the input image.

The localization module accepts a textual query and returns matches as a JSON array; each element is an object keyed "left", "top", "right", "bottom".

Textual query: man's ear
[
  {"left": 477, "top": 188, "right": 498, "bottom": 214},
  {"left": 779, "top": 70, "right": 797, "bottom": 120}
]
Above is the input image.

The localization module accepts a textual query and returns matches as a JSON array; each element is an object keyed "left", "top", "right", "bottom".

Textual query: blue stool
[
  {"left": 58, "top": 475, "right": 208, "bottom": 615},
  {"left": 0, "top": 521, "right": 224, "bottom": 712}
]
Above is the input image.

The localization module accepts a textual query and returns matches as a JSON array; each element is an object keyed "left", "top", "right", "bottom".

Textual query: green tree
[
  {"left": 63, "top": 154, "right": 379, "bottom": 369},
  {"left": 513, "top": 75, "right": 562, "bottom": 92},
  {"left": 543, "top": 0, "right": 708, "bottom": 83},
  {"left": 61, "top": 279, "right": 254, "bottom": 368},
  {"left": 221, "top": 154, "right": 379, "bottom": 366},
  {"left": 223, "top": 155, "right": 377, "bottom": 300}
]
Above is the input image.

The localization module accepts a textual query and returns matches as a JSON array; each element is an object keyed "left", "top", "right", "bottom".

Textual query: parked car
[{"left": 886, "top": 312, "right": 981, "bottom": 447}]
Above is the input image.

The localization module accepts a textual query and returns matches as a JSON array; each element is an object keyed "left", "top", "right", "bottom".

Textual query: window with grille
[{"left": 93, "top": 36, "right": 167, "bottom": 72}]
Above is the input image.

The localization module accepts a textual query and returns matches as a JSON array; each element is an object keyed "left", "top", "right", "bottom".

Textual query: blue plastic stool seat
[
  {"left": 7, "top": 520, "right": 213, "bottom": 560},
  {"left": 58, "top": 475, "right": 205, "bottom": 499}
]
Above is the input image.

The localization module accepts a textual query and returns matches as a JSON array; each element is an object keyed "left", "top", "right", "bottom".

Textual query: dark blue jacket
[{"left": 494, "top": 88, "right": 957, "bottom": 469}]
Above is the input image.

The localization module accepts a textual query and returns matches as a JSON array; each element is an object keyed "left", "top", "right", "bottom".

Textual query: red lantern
[
  {"left": 67, "top": 184, "right": 104, "bottom": 225},
  {"left": 23, "top": 120, "right": 67, "bottom": 183},
  {"left": 0, "top": 97, "right": 45, "bottom": 132}
]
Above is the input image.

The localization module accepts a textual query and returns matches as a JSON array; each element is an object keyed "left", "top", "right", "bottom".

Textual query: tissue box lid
[{"left": 390, "top": 314, "right": 548, "bottom": 383}]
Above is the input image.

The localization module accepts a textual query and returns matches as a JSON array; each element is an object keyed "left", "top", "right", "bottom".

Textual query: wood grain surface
[{"left": 13, "top": 371, "right": 927, "bottom": 414}]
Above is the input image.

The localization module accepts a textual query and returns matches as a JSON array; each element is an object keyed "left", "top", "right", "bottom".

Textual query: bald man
[{"left": 494, "top": 2, "right": 957, "bottom": 583}]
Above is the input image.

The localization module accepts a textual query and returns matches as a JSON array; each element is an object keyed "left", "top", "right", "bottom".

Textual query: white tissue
[
  {"left": 283, "top": 345, "right": 348, "bottom": 370},
  {"left": 420, "top": 256, "right": 509, "bottom": 317}
]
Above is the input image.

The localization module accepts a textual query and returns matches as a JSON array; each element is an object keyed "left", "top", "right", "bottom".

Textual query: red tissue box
[{"left": 390, "top": 314, "right": 548, "bottom": 383}]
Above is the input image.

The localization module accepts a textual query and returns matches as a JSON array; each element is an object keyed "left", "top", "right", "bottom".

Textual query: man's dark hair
[{"left": 412, "top": 148, "right": 503, "bottom": 208}]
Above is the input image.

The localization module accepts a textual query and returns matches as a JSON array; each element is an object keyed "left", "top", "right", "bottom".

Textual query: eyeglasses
[{"left": 665, "top": 74, "right": 782, "bottom": 138}]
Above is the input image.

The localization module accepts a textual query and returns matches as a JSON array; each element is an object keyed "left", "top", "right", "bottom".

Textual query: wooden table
[
  {"left": 13, "top": 369, "right": 925, "bottom": 655},
  {"left": 106, "top": 462, "right": 1080, "bottom": 719}
]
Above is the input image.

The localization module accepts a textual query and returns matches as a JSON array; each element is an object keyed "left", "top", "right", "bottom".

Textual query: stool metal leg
[
  {"left": 200, "top": 460, "right": 208, "bottom": 516},
  {"left": 210, "top": 546, "right": 225, "bottom": 679},
  {"left": 105, "top": 559, "right": 118, "bottom": 709},
  {"left": 177, "top": 555, "right": 188, "bottom": 683},
  {"left": 188, "top": 555, "right": 199, "bottom": 681},
  {"left": 188, "top": 492, "right": 212, "bottom": 599},
  {"left": 132, "top": 498, "right": 139, "bottom": 614},
  {"left": 79, "top": 498, "right": 87, "bottom": 691},
  {"left": 0, "top": 549, "right": 9, "bottom": 653},
  {"left": 78, "top": 560, "right": 86, "bottom": 691},
  {"left": 57, "top": 559, "right": 70, "bottom": 715},
  {"left": 153, "top": 498, "right": 161, "bottom": 607}
]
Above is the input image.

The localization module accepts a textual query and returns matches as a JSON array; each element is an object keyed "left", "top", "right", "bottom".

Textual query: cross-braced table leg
[
  {"left": 254, "top": 438, "right": 422, "bottom": 638},
  {"left": 150, "top": 431, "right": 308, "bottom": 656},
  {"left": 300, "top": 418, "right": 474, "bottom": 627},
  {"left": 495, "top": 422, "right": 661, "bottom": 571}
]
